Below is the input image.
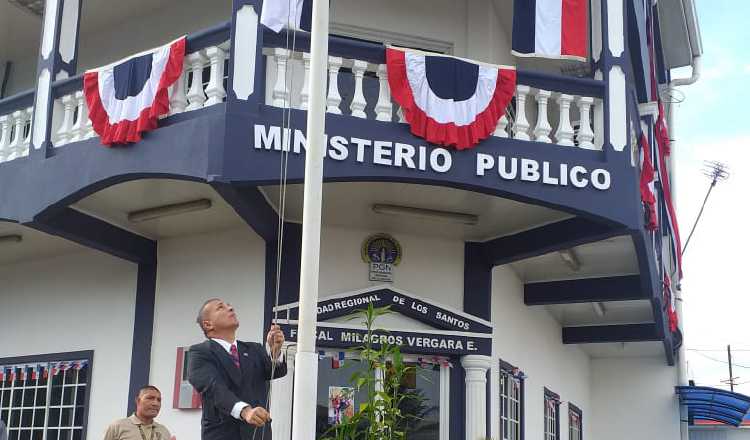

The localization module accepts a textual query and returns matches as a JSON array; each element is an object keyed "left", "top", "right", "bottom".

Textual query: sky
[{"left": 672, "top": 1, "right": 750, "bottom": 394}]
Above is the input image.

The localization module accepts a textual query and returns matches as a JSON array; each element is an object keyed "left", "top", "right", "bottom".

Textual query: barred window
[
  {"left": 0, "top": 353, "right": 93, "bottom": 440},
  {"left": 568, "top": 403, "right": 582, "bottom": 440},
  {"left": 543, "top": 388, "right": 559, "bottom": 440},
  {"left": 499, "top": 360, "right": 523, "bottom": 440}
]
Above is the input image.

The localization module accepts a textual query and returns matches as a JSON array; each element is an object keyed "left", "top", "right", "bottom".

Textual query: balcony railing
[{"left": 0, "top": 20, "right": 606, "bottom": 165}]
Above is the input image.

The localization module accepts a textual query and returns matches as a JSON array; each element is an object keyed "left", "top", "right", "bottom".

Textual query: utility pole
[{"left": 728, "top": 345, "right": 735, "bottom": 392}]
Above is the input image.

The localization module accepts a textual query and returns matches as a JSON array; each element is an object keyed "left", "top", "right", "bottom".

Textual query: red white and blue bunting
[
  {"left": 511, "top": 0, "right": 588, "bottom": 61},
  {"left": 0, "top": 360, "right": 88, "bottom": 383},
  {"left": 639, "top": 134, "right": 657, "bottom": 231},
  {"left": 84, "top": 37, "right": 186, "bottom": 145},
  {"left": 386, "top": 46, "right": 516, "bottom": 149}
]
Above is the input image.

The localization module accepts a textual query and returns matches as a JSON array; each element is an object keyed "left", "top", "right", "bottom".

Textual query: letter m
[{"left": 254, "top": 125, "right": 282, "bottom": 150}]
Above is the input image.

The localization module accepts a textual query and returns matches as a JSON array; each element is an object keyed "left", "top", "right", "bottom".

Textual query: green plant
[{"left": 321, "top": 303, "right": 425, "bottom": 440}]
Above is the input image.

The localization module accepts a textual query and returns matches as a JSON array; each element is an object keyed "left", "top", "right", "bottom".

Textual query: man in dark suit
[{"left": 189, "top": 298, "right": 287, "bottom": 440}]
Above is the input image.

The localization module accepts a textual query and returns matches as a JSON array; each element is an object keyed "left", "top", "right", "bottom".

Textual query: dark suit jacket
[{"left": 188, "top": 339, "right": 287, "bottom": 440}]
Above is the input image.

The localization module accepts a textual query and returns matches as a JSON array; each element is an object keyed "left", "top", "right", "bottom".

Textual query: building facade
[{"left": 0, "top": 0, "right": 702, "bottom": 439}]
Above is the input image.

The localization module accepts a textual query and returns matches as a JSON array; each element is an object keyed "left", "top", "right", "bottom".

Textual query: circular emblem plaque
[{"left": 361, "top": 233, "right": 402, "bottom": 266}]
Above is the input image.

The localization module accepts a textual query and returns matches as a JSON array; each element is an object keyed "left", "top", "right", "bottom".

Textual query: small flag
[
  {"left": 0, "top": 368, "right": 4, "bottom": 382},
  {"left": 31, "top": 366, "right": 38, "bottom": 380},
  {"left": 332, "top": 352, "right": 345, "bottom": 369},
  {"left": 43, "top": 366, "right": 49, "bottom": 379},
  {"left": 318, "top": 351, "right": 326, "bottom": 360},
  {"left": 512, "top": 0, "right": 588, "bottom": 61},
  {"left": 260, "top": 0, "right": 313, "bottom": 33},
  {"left": 19, "top": 368, "right": 26, "bottom": 381},
  {"left": 9, "top": 369, "right": 15, "bottom": 382}
]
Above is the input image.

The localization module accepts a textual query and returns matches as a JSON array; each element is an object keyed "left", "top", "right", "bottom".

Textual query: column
[
  {"left": 462, "top": 355, "right": 492, "bottom": 440},
  {"left": 31, "top": 0, "right": 82, "bottom": 157}
]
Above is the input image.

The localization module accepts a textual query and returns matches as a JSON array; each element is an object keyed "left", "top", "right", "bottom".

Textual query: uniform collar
[{"left": 129, "top": 415, "right": 155, "bottom": 426}]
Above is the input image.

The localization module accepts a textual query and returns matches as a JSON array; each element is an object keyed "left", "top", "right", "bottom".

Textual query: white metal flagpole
[{"left": 290, "top": 0, "right": 329, "bottom": 439}]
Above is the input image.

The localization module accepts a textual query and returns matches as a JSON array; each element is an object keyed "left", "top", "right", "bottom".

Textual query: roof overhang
[
  {"left": 676, "top": 386, "right": 750, "bottom": 427},
  {"left": 657, "top": 0, "right": 703, "bottom": 69}
]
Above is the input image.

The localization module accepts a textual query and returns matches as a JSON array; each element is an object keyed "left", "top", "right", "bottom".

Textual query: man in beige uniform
[{"left": 104, "top": 386, "right": 172, "bottom": 440}]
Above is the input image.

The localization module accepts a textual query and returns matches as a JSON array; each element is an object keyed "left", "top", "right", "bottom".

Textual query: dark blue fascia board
[
  {"left": 480, "top": 217, "right": 627, "bottom": 267},
  {"left": 30, "top": 207, "right": 155, "bottom": 265},
  {"left": 0, "top": 108, "right": 222, "bottom": 224},
  {"left": 211, "top": 182, "right": 279, "bottom": 242},
  {"left": 464, "top": 242, "right": 492, "bottom": 321},
  {"left": 222, "top": 107, "right": 641, "bottom": 229},
  {"left": 524, "top": 275, "right": 645, "bottom": 305},
  {"left": 562, "top": 323, "right": 659, "bottom": 344},
  {"left": 127, "top": 261, "right": 157, "bottom": 415}
]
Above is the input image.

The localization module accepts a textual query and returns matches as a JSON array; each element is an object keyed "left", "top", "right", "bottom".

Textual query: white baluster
[
  {"left": 169, "top": 64, "right": 188, "bottom": 115},
  {"left": 204, "top": 46, "right": 227, "bottom": 107},
  {"left": 533, "top": 89, "right": 552, "bottom": 143},
  {"left": 326, "top": 56, "right": 343, "bottom": 114},
  {"left": 22, "top": 107, "right": 32, "bottom": 155},
  {"left": 350, "top": 60, "right": 368, "bottom": 118},
  {"left": 299, "top": 52, "right": 311, "bottom": 110},
  {"left": 555, "top": 93, "right": 575, "bottom": 146},
  {"left": 7, "top": 110, "right": 26, "bottom": 160},
  {"left": 576, "top": 96, "right": 596, "bottom": 149},
  {"left": 186, "top": 51, "right": 208, "bottom": 111},
  {"left": 271, "top": 48, "right": 291, "bottom": 108},
  {"left": 0, "top": 115, "right": 10, "bottom": 162},
  {"left": 493, "top": 114, "right": 509, "bottom": 138},
  {"left": 513, "top": 85, "right": 531, "bottom": 141},
  {"left": 375, "top": 64, "right": 392, "bottom": 121},
  {"left": 69, "top": 92, "right": 87, "bottom": 142},
  {"left": 593, "top": 98, "right": 604, "bottom": 149},
  {"left": 55, "top": 94, "right": 75, "bottom": 146},
  {"left": 85, "top": 111, "right": 95, "bottom": 139}
]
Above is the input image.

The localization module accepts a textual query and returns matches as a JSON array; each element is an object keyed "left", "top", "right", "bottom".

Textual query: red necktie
[{"left": 230, "top": 344, "right": 241, "bottom": 369}]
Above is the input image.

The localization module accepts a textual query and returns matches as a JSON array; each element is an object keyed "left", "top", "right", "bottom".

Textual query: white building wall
[
  {"left": 0, "top": 251, "right": 137, "bottom": 440},
  {"left": 691, "top": 428, "right": 750, "bottom": 440},
  {"left": 149, "top": 227, "right": 267, "bottom": 440},
  {"left": 490, "top": 266, "right": 592, "bottom": 440},
  {"left": 590, "top": 356, "right": 680, "bottom": 440},
  {"left": 318, "top": 225, "right": 464, "bottom": 309}
]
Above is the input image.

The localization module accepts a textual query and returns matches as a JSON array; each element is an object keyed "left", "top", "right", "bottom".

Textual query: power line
[
  {"left": 682, "top": 161, "right": 729, "bottom": 256},
  {"left": 691, "top": 350, "right": 750, "bottom": 369}
]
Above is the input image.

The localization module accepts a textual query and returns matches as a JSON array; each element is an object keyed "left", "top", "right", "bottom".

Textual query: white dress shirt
[{"left": 210, "top": 337, "right": 284, "bottom": 419}]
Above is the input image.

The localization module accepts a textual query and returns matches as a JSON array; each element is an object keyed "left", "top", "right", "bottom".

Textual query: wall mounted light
[
  {"left": 128, "top": 199, "right": 212, "bottom": 223},
  {"left": 0, "top": 234, "right": 22, "bottom": 245},
  {"left": 372, "top": 203, "right": 479, "bottom": 225}
]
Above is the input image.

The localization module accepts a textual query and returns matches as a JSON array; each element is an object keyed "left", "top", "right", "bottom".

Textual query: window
[
  {"left": 313, "top": 351, "right": 447, "bottom": 440},
  {"left": 0, "top": 352, "right": 93, "bottom": 440},
  {"left": 543, "top": 388, "right": 559, "bottom": 440},
  {"left": 499, "top": 359, "right": 524, "bottom": 440},
  {"left": 568, "top": 403, "right": 582, "bottom": 440}
]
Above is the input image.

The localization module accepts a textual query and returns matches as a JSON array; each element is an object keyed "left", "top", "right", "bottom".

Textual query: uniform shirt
[
  {"left": 103, "top": 415, "right": 171, "bottom": 440},
  {"left": 209, "top": 338, "right": 284, "bottom": 420}
]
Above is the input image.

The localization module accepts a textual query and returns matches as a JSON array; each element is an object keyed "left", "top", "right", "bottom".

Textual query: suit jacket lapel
[{"left": 208, "top": 340, "right": 242, "bottom": 388}]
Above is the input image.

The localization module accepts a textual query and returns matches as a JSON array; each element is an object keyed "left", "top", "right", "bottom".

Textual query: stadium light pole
[{"left": 291, "top": 0, "right": 329, "bottom": 439}]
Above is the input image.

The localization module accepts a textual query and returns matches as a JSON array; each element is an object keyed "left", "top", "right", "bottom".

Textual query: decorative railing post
[
  {"left": 205, "top": 46, "right": 227, "bottom": 106},
  {"left": 299, "top": 52, "right": 312, "bottom": 110},
  {"left": 8, "top": 110, "right": 27, "bottom": 160},
  {"left": 169, "top": 65, "right": 188, "bottom": 115},
  {"left": 326, "top": 56, "right": 343, "bottom": 114},
  {"left": 555, "top": 93, "right": 575, "bottom": 146},
  {"left": 493, "top": 114, "right": 509, "bottom": 138},
  {"left": 576, "top": 96, "right": 596, "bottom": 149},
  {"left": 0, "top": 115, "right": 10, "bottom": 162},
  {"left": 533, "top": 89, "right": 552, "bottom": 143},
  {"left": 186, "top": 51, "right": 208, "bottom": 111},
  {"left": 350, "top": 60, "right": 368, "bottom": 118},
  {"left": 69, "top": 91, "right": 88, "bottom": 142},
  {"left": 271, "top": 48, "right": 291, "bottom": 108},
  {"left": 513, "top": 85, "right": 531, "bottom": 141},
  {"left": 55, "top": 93, "right": 75, "bottom": 146},
  {"left": 375, "top": 64, "right": 392, "bottom": 121}
]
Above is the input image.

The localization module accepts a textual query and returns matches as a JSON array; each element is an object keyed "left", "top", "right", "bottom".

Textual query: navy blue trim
[
  {"left": 479, "top": 218, "right": 626, "bottom": 266},
  {"left": 562, "top": 323, "right": 659, "bottom": 344},
  {"left": 0, "top": 89, "right": 34, "bottom": 114},
  {"left": 463, "top": 242, "right": 492, "bottom": 321},
  {"left": 450, "top": 362, "right": 465, "bottom": 440},
  {"left": 264, "top": 222, "right": 302, "bottom": 331},
  {"left": 30, "top": 208, "right": 155, "bottom": 264},
  {"left": 0, "top": 350, "right": 94, "bottom": 440},
  {"left": 627, "top": 0, "right": 650, "bottom": 102},
  {"left": 127, "top": 261, "right": 157, "bottom": 415},
  {"left": 186, "top": 20, "right": 232, "bottom": 53},
  {"left": 524, "top": 275, "right": 645, "bottom": 305}
]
